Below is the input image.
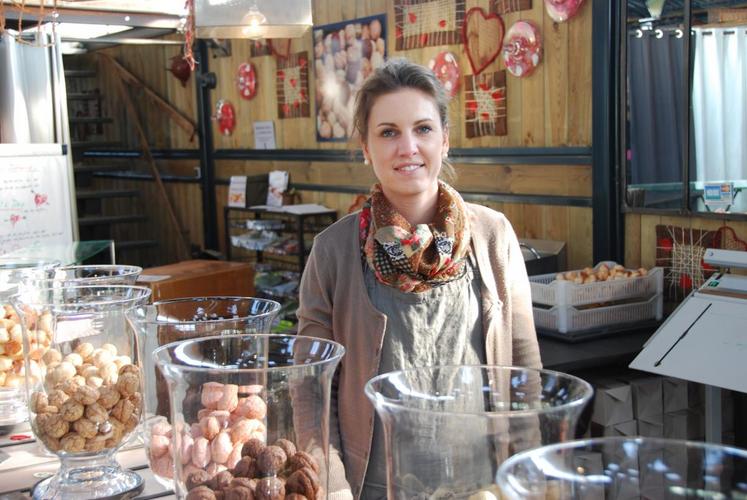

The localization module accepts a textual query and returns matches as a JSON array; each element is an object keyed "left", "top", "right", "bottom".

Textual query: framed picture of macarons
[{"left": 313, "top": 14, "right": 387, "bottom": 142}]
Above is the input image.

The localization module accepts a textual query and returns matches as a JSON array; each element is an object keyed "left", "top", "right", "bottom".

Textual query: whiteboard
[{"left": 0, "top": 149, "right": 74, "bottom": 254}]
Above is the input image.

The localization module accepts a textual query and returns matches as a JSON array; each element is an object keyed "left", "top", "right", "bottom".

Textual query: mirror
[{"left": 622, "top": 0, "right": 747, "bottom": 214}]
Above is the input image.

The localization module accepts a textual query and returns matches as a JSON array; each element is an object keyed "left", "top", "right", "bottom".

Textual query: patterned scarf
[{"left": 359, "top": 181, "right": 471, "bottom": 293}]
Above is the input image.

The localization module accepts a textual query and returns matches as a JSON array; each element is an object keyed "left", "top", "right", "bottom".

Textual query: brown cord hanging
[{"left": 0, "top": 0, "right": 59, "bottom": 47}]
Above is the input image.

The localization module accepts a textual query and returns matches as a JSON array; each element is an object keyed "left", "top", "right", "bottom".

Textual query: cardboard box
[
  {"left": 626, "top": 374, "right": 663, "bottom": 420},
  {"left": 591, "top": 419, "right": 637, "bottom": 438},
  {"left": 664, "top": 409, "right": 704, "bottom": 440},
  {"left": 663, "top": 377, "right": 689, "bottom": 413},
  {"left": 591, "top": 378, "right": 634, "bottom": 426},
  {"left": 637, "top": 418, "right": 664, "bottom": 438},
  {"left": 138, "top": 260, "right": 255, "bottom": 302}
]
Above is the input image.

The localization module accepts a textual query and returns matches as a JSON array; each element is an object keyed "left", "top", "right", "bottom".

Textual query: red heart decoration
[
  {"left": 462, "top": 7, "right": 505, "bottom": 75},
  {"left": 438, "top": 19, "right": 447, "bottom": 28},
  {"left": 408, "top": 11, "right": 417, "bottom": 23},
  {"left": 290, "top": 78, "right": 297, "bottom": 88}
]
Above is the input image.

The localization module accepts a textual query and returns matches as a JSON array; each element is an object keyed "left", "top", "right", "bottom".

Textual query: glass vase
[
  {"left": 0, "top": 259, "right": 58, "bottom": 426},
  {"left": 496, "top": 436, "right": 747, "bottom": 499},
  {"left": 13, "top": 284, "right": 152, "bottom": 499},
  {"left": 154, "top": 334, "right": 344, "bottom": 499},
  {"left": 125, "top": 296, "right": 280, "bottom": 489},
  {"left": 365, "top": 365, "right": 594, "bottom": 499}
]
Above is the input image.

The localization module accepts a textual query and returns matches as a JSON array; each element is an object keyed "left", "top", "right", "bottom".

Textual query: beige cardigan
[{"left": 296, "top": 203, "right": 542, "bottom": 499}]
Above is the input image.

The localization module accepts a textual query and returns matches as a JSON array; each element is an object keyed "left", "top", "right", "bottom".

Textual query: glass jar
[
  {"left": 0, "top": 259, "right": 58, "bottom": 426},
  {"left": 125, "top": 296, "right": 281, "bottom": 489},
  {"left": 496, "top": 436, "right": 747, "bottom": 499},
  {"left": 365, "top": 365, "right": 594, "bottom": 499},
  {"left": 154, "top": 334, "right": 344, "bottom": 499},
  {"left": 13, "top": 285, "right": 152, "bottom": 499}
]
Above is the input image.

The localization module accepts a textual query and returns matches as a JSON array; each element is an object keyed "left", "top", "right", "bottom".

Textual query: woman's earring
[
  {"left": 364, "top": 158, "right": 370, "bottom": 165},
  {"left": 442, "top": 152, "right": 448, "bottom": 159}
]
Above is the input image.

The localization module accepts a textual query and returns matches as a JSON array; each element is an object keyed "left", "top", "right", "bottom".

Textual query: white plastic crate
[
  {"left": 533, "top": 293, "right": 663, "bottom": 334},
  {"left": 529, "top": 263, "right": 664, "bottom": 307}
]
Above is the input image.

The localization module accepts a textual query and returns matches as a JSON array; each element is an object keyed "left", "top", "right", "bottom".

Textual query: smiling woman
[{"left": 296, "top": 58, "right": 542, "bottom": 500}]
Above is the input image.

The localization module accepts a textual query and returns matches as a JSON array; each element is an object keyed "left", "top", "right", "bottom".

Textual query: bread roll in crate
[{"left": 529, "top": 261, "right": 663, "bottom": 308}]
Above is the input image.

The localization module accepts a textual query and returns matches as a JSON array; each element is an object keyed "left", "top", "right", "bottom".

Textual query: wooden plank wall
[
  {"left": 81, "top": 0, "right": 594, "bottom": 268},
  {"left": 625, "top": 214, "right": 747, "bottom": 269}
]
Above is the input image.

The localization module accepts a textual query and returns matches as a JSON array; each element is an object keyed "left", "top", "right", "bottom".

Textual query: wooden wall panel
[
  {"left": 624, "top": 214, "right": 747, "bottom": 269},
  {"left": 87, "top": 0, "right": 590, "bottom": 150},
  {"left": 73, "top": 0, "right": 594, "bottom": 265}
]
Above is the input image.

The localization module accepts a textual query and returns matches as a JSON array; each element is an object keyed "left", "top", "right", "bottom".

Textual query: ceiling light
[
  {"left": 194, "top": 0, "right": 311, "bottom": 40},
  {"left": 241, "top": 4, "right": 266, "bottom": 40}
]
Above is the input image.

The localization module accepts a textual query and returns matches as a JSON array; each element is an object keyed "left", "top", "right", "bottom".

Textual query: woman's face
[{"left": 362, "top": 88, "right": 448, "bottom": 204}]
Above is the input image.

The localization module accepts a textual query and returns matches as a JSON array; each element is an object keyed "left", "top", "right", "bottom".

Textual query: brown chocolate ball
[
  {"left": 224, "top": 486, "right": 254, "bottom": 500},
  {"left": 285, "top": 495, "right": 307, "bottom": 500},
  {"left": 187, "top": 470, "right": 211, "bottom": 491},
  {"left": 273, "top": 439, "right": 297, "bottom": 459},
  {"left": 287, "top": 451, "right": 319, "bottom": 475},
  {"left": 211, "top": 470, "right": 235, "bottom": 491},
  {"left": 256, "top": 445, "right": 287, "bottom": 476},
  {"left": 230, "top": 477, "right": 255, "bottom": 490},
  {"left": 186, "top": 486, "right": 217, "bottom": 500},
  {"left": 285, "top": 467, "right": 319, "bottom": 499},
  {"left": 242, "top": 438, "right": 266, "bottom": 459},
  {"left": 233, "top": 455, "right": 257, "bottom": 478},
  {"left": 255, "top": 477, "right": 285, "bottom": 500}
]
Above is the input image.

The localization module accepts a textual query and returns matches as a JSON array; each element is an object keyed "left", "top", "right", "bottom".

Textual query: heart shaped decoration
[
  {"left": 462, "top": 7, "right": 505, "bottom": 75},
  {"left": 268, "top": 38, "right": 292, "bottom": 59}
]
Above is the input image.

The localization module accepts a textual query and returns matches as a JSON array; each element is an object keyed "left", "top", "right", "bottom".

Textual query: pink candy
[
  {"left": 235, "top": 394, "right": 267, "bottom": 419},
  {"left": 191, "top": 436, "right": 212, "bottom": 468},
  {"left": 149, "top": 434, "right": 170, "bottom": 458},
  {"left": 210, "top": 431, "right": 233, "bottom": 464}
]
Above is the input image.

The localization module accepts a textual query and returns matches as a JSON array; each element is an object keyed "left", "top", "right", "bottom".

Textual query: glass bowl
[
  {"left": 496, "top": 436, "right": 747, "bottom": 499},
  {"left": 364, "top": 365, "right": 594, "bottom": 499}
]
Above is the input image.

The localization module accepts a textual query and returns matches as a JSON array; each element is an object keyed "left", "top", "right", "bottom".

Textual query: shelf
[
  {"left": 69, "top": 117, "right": 113, "bottom": 124},
  {"left": 65, "top": 69, "right": 96, "bottom": 78},
  {"left": 68, "top": 93, "right": 103, "bottom": 100}
]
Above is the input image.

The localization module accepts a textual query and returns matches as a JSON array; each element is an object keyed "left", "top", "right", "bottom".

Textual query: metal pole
[{"left": 195, "top": 39, "right": 218, "bottom": 251}]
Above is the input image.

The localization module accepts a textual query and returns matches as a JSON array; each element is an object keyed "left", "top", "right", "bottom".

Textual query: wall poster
[
  {"left": 313, "top": 14, "right": 387, "bottom": 142},
  {"left": 0, "top": 146, "right": 74, "bottom": 254}
]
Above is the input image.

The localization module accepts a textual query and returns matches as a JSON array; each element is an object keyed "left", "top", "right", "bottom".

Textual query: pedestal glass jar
[
  {"left": 154, "top": 334, "right": 344, "bottom": 499},
  {"left": 125, "top": 296, "right": 281, "bottom": 488},
  {"left": 364, "top": 365, "right": 594, "bottom": 499},
  {"left": 0, "top": 259, "right": 58, "bottom": 426},
  {"left": 496, "top": 437, "right": 747, "bottom": 499},
  {"left": 13, "top": 285, "right": 152, "bottom": 500}
]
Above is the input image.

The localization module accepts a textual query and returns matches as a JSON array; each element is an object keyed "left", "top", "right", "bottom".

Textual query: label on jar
[{"left": 55, "top": 318, "right": 97, "bottom": 343}]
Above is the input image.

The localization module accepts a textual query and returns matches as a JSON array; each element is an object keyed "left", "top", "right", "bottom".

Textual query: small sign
[
  {"left": 703, "top": 182, "right": 734, "bottom": 209},
  {"left": 253, "top": 121, "right": 276, "bottom": 149},
  {"left": 227, "top": 175, "right": 248, "bottom": 207}
]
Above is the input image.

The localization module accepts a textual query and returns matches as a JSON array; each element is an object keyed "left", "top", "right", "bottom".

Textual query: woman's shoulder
[
  {"left": 311, "top": 211, "right": 360, "bottom": 257},
  {"left": 315, "top": 211, "right": 359, "bottom": 241},
  {"left": 465, "top": 203, "right": 512, "bottom": 232}
]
